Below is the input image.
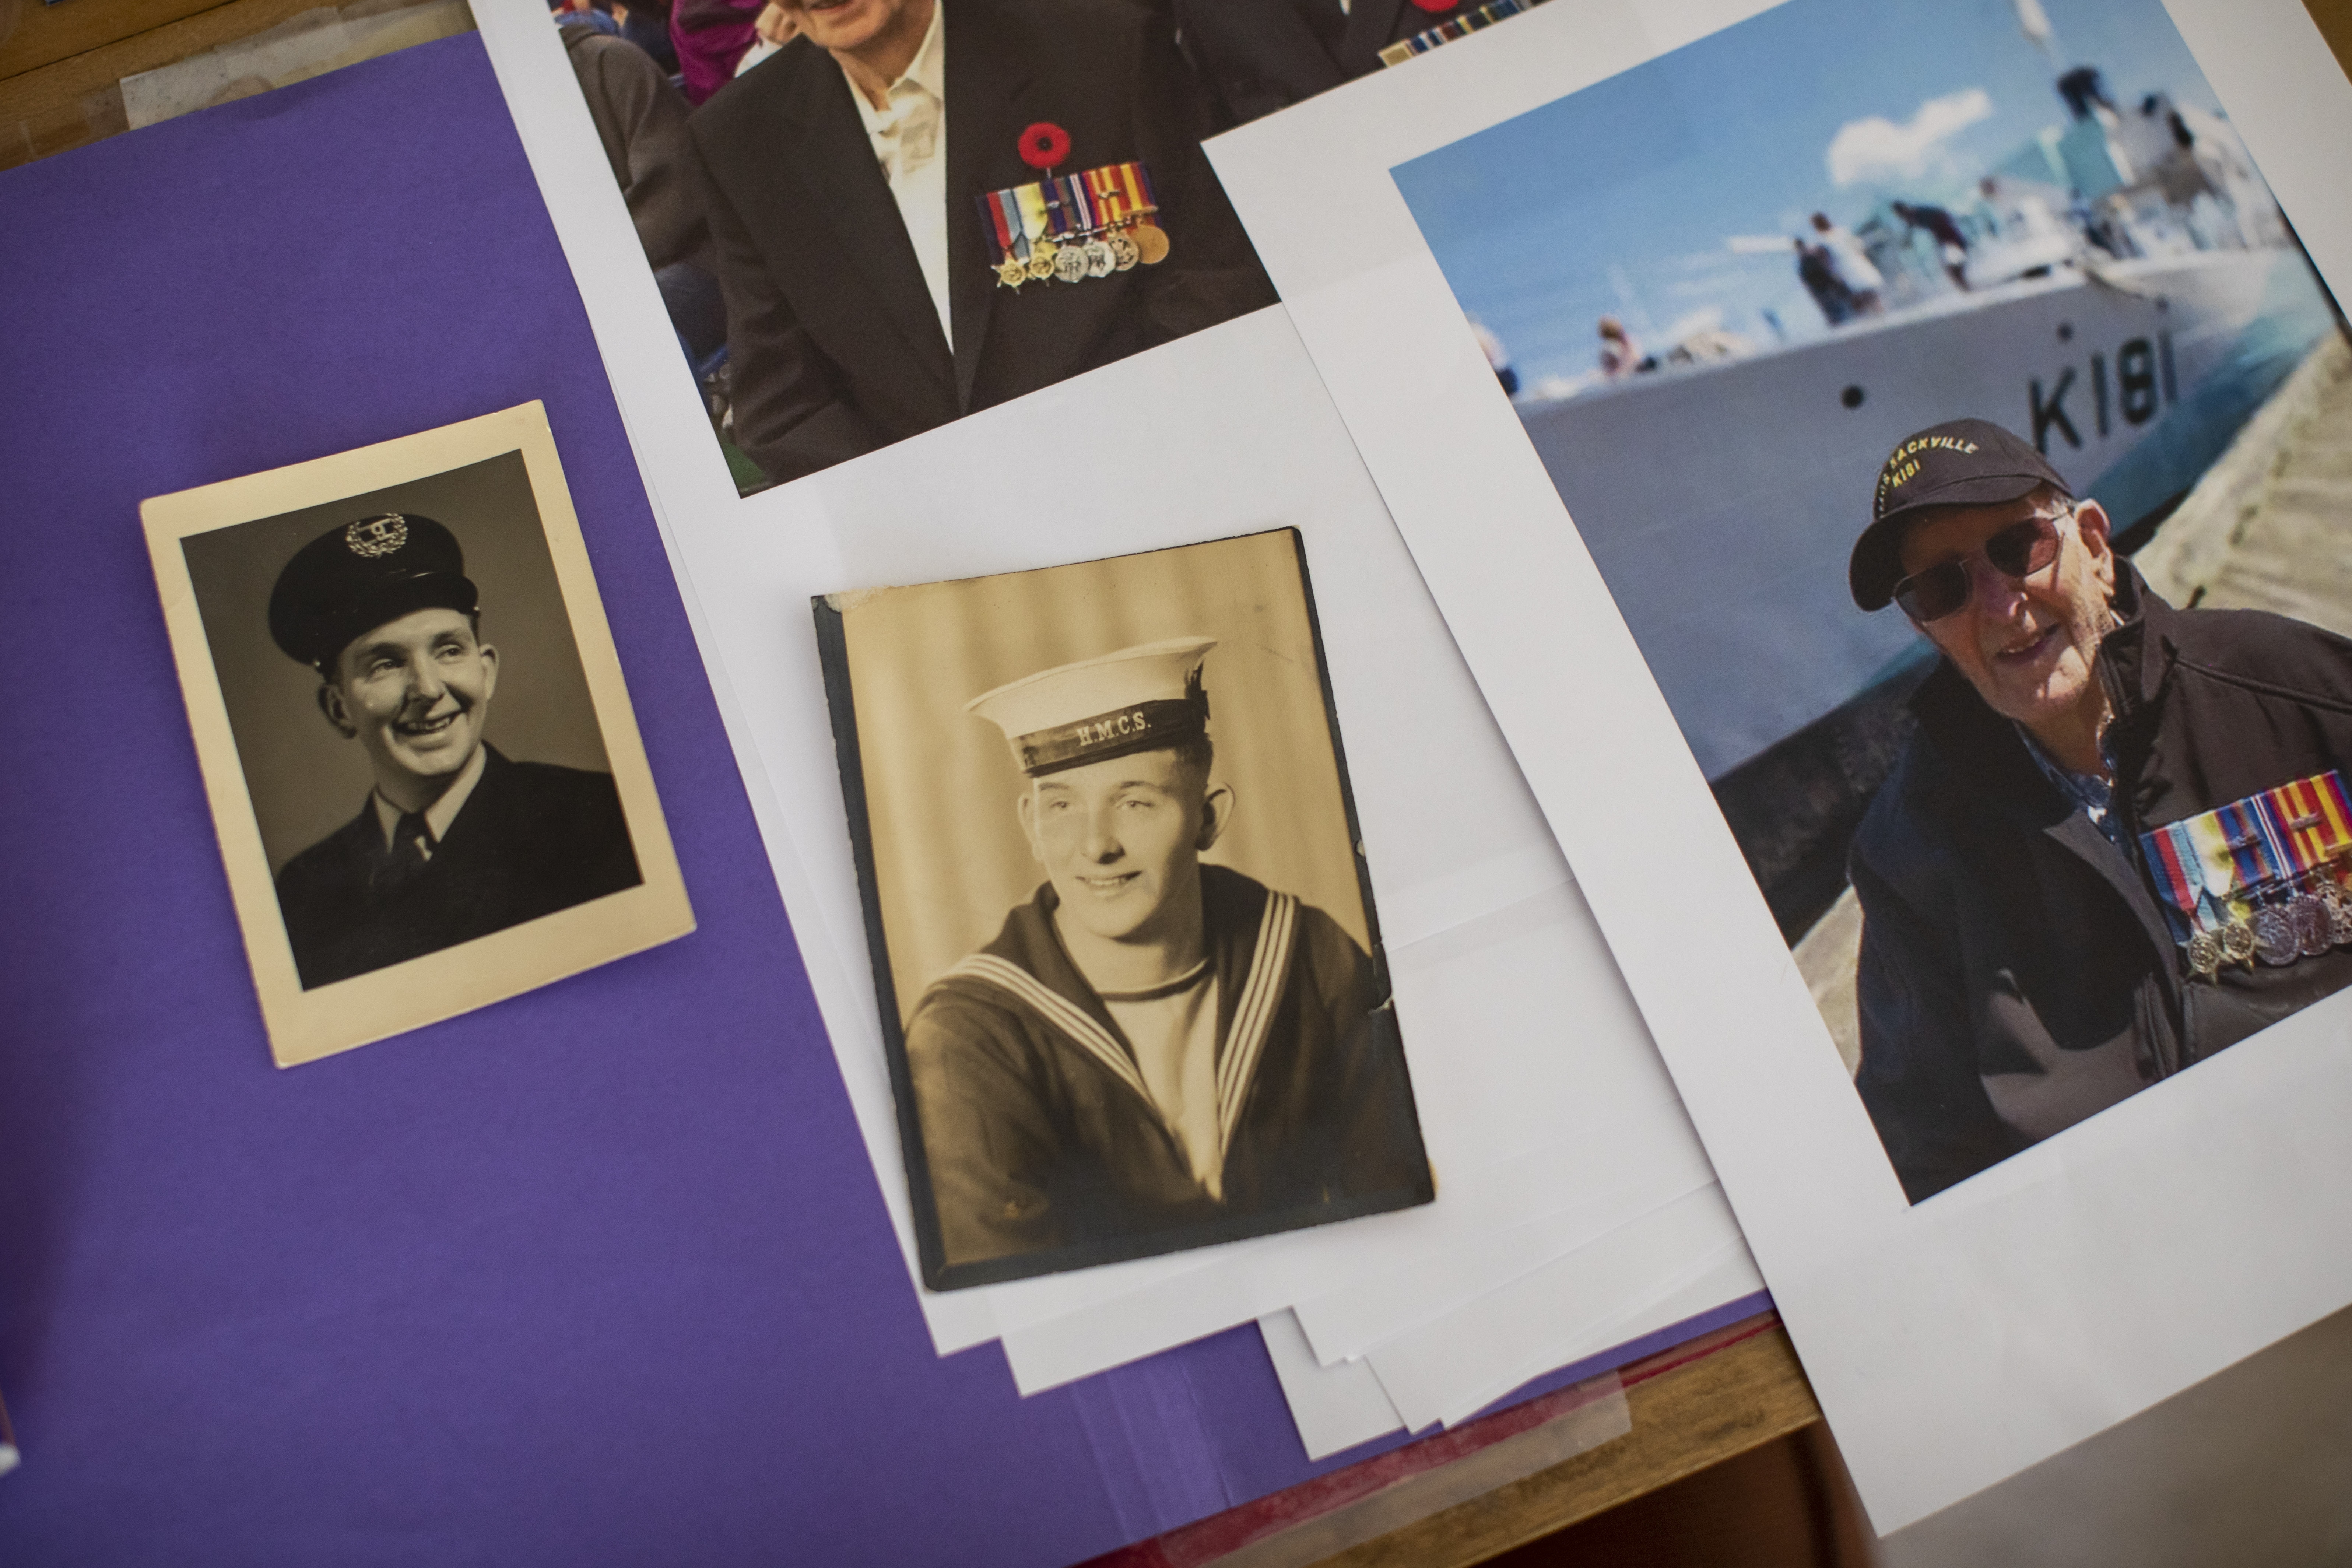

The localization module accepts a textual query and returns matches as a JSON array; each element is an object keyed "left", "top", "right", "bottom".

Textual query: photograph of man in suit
[
  {"left": 266, "top": 512, "right": 643, "bottom": 989},
  {"left": 687, "top": 0, "right": 1277, "bottom": 486}
]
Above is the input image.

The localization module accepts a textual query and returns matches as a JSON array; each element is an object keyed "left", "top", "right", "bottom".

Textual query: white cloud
[
  {"left": 1661, "top": 306, "right": 1725, "bottom": 343},
  {"left": 1825, "top": 88, "right": 1994, "bottom": 187}
]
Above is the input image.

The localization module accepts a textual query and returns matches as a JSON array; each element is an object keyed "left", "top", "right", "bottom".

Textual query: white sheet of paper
[
  {"left": 1259, "top": 1309, "right": 1407, "bottom": 1461},
  {"left": 1432, "top": 1242, "right": 1768, "bottom": 1430},
  {"left": 1294, "top": 1118, "right": 1719, "bottom": 1365},
  {"left": 1204, "top": 0, "right": 2352, "bottom": 1530},
  {"left": 1363, "top": 1185, "right": 1744, "bottom": 1433},
  {"left": 997, "top": 1083, "right": 1709, "bottom": 1395},
  {"left": 475, "top": 0, "right": 1727, "bottom": 1371}
]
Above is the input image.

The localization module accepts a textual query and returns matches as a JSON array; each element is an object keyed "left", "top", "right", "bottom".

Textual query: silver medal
[
  {"left": 1052, "top": 246, "right": 1089, "bottom": 284},
  {"left": 1107, "top": 229, "right": 1141, "bottom": 271},
  {"left": 2253, "top": 905, "right": 2299, "bottom": 966},
  {"left": 1083, "top": 238, "right": 1115, "bottom": 278},
  {"left": 2292, "top": 893, "right": 2334, "bottom": 958},
  {"left": 2326, "top": 885, "right": 2352, "bottom": 947}
]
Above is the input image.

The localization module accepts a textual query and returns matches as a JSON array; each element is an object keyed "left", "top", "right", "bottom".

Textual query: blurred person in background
[
  {"left": 1172, "top": 0, "right": 1461, "bottom": 127},
  {"left": 557, "top": 8, "right": 728, "bottom": 375},
  {"left": 673, "top": 0, "right": 769, "bottom": 103}
]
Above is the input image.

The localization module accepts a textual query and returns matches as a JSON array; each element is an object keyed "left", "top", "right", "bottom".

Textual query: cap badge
[{"left": 345, "top": 514, "right": 408, "bottom": 559}]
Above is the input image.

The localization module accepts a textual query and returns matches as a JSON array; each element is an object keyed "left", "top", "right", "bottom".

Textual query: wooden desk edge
[{"left": 1316, "top": 1323, "right": 1822, "bottom": 1568}]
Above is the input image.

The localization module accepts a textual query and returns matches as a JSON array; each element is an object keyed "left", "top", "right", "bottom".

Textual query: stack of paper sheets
[{"left": 474, "top": 0, "right": 1764, "bottom": 1463}]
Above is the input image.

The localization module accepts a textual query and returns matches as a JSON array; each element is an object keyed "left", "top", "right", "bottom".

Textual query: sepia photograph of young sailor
[
  {"left": 814, "top": 531, "right": 1432, "bottom": 1288},
  {"left": 1391, "top": 0, "right": 2351, "bottom": 1200}
]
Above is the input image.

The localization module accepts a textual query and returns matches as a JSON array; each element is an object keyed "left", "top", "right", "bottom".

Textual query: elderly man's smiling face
[
  {"left": 773, "top": 0, "right": 924, "bottom": 53},
  {"left": 322, "top": 607, "right": 498, "bottom": 807},
  {"left": 1898, "top": 491, "right": 2117, "bottom": 734}
]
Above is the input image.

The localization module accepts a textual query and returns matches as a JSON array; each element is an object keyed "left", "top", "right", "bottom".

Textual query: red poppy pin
[
  {"left": 1408, "top": 0, "right": 1456, "bottom": 10},
  {"left": 1017, "top": 122, "right": 1072, "bottom": 171}
]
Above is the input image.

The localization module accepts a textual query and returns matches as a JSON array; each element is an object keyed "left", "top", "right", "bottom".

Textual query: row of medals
[
  {"left": 2186, "top": 872, "right": 2352, "bottom": 978},
  {"left": 996, "top": 220, "right": 1170, "bottom": 290}
]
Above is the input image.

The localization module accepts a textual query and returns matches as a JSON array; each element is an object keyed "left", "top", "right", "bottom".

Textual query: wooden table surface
[{"left": 1321, "top": 1322, "right": 1823, "bottom": 1568}]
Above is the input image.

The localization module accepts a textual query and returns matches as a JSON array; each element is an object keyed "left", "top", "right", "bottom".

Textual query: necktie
[{"left": 378, "top": 811, "right": 433, "bottom": 893}]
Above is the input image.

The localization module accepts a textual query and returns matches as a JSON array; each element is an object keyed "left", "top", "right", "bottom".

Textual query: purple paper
[{"left": 0, "top": 38, "right": 1747, "bottom": 1563}]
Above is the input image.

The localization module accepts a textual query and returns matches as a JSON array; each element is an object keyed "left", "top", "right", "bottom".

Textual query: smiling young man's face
[
  {"left": 322, "top": 607, "right": 498, "bottom": 806},
  {"left": 1018, "top": 747, "right": 1227, "bottom": 945}
]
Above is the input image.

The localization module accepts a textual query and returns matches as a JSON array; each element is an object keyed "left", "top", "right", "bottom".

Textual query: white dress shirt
[{"left": 845, "top": 3, "right": 953, "bottom": 349}]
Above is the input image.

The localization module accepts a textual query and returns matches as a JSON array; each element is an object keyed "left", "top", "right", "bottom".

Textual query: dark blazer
[
  {"left": 687, "top": 0, "right": 1277, "bottom": 485},
  {"left": 1174, "top": 0, "right": 1436, "bottom": 127},
  {"left": 275, "top": 746, "right": 643, "bottom": 989}
]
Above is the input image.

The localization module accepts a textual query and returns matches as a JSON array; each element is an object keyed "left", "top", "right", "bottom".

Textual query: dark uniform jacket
[
  {"left": 686, "top": 0, "right": 1277, "bottom": 485},
  {"left": 1174, "top": 0, "right": 1439, "bottom": 127},
  {"left": 1852, "top": 566, "right": 2352, "bottom": 1202},
  {"left": 275, "top": 746, "right": 643, "bottom": 990},
  {"left": 903, "top": 864, "right": 1432, "bottom": 1285}
]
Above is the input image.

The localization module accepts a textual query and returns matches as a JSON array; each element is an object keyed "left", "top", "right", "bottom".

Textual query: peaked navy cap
[{"left": 268, "top": 512, "right": 480, "bottom": 670}]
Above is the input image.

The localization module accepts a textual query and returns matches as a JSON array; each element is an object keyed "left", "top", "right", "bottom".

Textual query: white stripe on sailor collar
[{"left": 944, "top": 891, "right": 1301, "bottom": 1158}]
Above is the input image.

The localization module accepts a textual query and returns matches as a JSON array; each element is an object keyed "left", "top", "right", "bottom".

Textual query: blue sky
[{"left": 1392, "top": 0, "right": 2231, "bottom": 391}]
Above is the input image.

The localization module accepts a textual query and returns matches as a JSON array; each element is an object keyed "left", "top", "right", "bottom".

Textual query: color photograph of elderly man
[
  {"left": 266, "top": 512, "right": 643, "bottom": 990},
  {"left": 1845, "top": 419, "right": 2352, "bottom": 1203}
]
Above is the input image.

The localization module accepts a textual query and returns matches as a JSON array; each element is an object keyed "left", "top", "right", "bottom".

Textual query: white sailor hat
[{"left": 968, "top": 637, "right": 1216, "bottom": 776}]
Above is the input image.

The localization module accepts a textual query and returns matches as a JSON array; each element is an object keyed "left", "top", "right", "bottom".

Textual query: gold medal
[
  {"left": 1131, "top": 222, "right": 1170, "bottom": 265},
  {"left": 2185, "top": 929, "right": 2224, "bottom": 980},
  {"left": 2220, "top": 919, "right": 2259, "bottom": 967},
  {"left": 1026, "top": 241, "right": 1059, "bottom": 281},
  {"left": 996, "top": 256, "right": 1028, "bottom": 290}
]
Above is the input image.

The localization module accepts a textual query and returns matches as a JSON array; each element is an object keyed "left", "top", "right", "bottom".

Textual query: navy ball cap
[{"left": 1850, "top": 419, "right": 2071, "bottom": 611}]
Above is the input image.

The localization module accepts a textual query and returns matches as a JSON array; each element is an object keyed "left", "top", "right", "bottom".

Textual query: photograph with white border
[
  {"left": 142, "top": 403, "right": 696, "bottom": 1068},
  {"left": 1204, "top": 0, "right": 2352, "bottom": 1530}
]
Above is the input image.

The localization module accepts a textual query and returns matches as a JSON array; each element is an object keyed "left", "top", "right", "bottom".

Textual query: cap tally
[
  {"left": 1850, "top": 418, "right": 2073, "bottom": 611},
  {"left": 968, "top": 637, "right": 1216, "bottom": 776}
]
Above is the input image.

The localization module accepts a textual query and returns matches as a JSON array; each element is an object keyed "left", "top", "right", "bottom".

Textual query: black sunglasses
[{"left": 1891, "top": 512, "right": 2069, "bottom": 622}]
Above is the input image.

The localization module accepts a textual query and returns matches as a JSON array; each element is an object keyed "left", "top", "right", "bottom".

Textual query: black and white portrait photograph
[
  {"left": 143, "top": 402, "right": 696, "bottom": 1067},
  {"left": 815, "top": 529, "right": 1433, "bottom": 1288}
]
